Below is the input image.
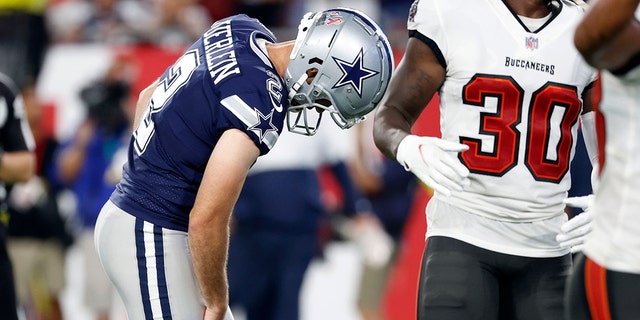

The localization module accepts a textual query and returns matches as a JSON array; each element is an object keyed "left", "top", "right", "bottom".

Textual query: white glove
[
  {"left": 349, "top": 215, "right": 394, "bottom": 268},
  {"left": 8, "top": 176, "right": 47, "bottom": 210},
  {"left": 557, "top": 195, "right": 593, "bottom": 253},
  {"left": 333, "top": 214, "right": 394, "bottom": 268},
  {"left": 396, "top": 135, "right": 470, "bottom": 196}
]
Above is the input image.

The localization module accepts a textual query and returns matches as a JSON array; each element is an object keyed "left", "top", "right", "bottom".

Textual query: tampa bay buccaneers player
[
  {"left": 374, "top": 0, "right": 598, "bottom": 319},
  {"left": 566, "top": 0, "right": 640, "bottom": 319}
]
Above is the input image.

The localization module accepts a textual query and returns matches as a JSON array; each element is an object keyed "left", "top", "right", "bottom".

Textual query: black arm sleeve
[{"left": 0, "top": 75, "right": 30, "bottom": 152}]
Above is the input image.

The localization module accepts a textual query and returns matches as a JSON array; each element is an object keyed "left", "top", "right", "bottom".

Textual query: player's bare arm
[
  {"left": 133, "top": 78, "right": 159, "bottom": 132},
  {"left": 0, "top": 150, "right": 34, "bottom": 183},
  {"left": 373, "top": 37, "right": 445, "bottom": 160},
  {"left": 574, "top": 0, "right": 640, "bottom": 71},
  {"left": 188, "top": 128, "right": 259, "bottom": 320},
  {"left": 56, "top": 119, "right": 97, "bottom": 183},
  {"left": 582, "top": 85, "right": 595, "bottom": 114}
]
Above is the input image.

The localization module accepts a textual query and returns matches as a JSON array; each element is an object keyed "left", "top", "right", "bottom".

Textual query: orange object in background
[{"left": 120, "top": 44, "right": 183, "bottom": 110}]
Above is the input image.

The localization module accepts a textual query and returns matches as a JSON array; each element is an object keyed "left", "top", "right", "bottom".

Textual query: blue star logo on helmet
[
  {"left": 248, "top": 108, "right": 278, "bottom": 142},
  {"left": 332, "top": 48, "right": 379, "bottom": 97}
]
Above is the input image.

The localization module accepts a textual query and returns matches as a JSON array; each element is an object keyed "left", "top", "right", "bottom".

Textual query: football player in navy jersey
[
  {"left": 566, "top": 1, "right": 640, "bottom": 319},
  {"left": 0, "top": 72, "right": 36, "bottom": 320},
  {"left": 374, "top": 0, "right": 598, "bottom": 319},
  {"left": 93, "top": 8, "right": 393, "bottom": 320}
]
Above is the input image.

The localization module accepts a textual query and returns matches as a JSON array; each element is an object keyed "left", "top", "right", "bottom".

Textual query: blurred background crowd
[{"left": 0, "top": 0, "right": 593, "bottom": 320}]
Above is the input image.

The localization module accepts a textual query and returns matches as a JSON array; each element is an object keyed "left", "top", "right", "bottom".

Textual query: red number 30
[{"left": 459, "top": 74, "right": 582, "bottom": 183}]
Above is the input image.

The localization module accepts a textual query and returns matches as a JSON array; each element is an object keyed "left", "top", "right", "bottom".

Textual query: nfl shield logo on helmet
[
  {"left": 325, "top": 11, "right": 343, "bottom": 25},
  {"left": 525, "top": 36, "right": 539, "bottom": 50}
]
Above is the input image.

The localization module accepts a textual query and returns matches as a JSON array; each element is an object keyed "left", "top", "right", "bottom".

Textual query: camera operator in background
[{"left": 53, "top": 56, "right": 132, "bottom": 320}]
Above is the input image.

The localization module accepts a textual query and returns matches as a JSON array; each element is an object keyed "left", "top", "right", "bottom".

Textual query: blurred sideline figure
[
  {"left": 53, "top": 56, "right": 133, "bottom": 320},
  {"left": 348, "top": 118, "right": 416, "bottom": 320},
  {"left": 0, "top": 0, "right": 61, "bottom": 319},
  {"left": 0, "top": 72, "right": 37, "bottom": 320},
  {"left": 228, "top": 124, "right": 375, "bottom": 320},
  {"left": 93, "top": 8, "right": 393, "bottom": 320},
  {"left": 7, "top": 82, "right": 73, "bottom": 320},
  {"left": 565, "top": 1, "right": 640, "bottom": 319}
]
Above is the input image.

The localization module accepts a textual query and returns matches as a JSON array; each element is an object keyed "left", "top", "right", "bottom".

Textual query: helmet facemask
[{"left": 286, "top": 68, "right": 356, "bottom": 135}]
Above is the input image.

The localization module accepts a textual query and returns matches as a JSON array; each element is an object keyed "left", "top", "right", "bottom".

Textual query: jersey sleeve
[
  {"left": 217, "top": 81, "right": 287, "bottom": 156},
  {"left": 407, "top": 0, "right": 448, "bottom": 69}
]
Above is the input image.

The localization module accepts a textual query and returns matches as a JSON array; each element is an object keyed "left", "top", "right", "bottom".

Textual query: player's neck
[
  {"left": 504, "top": 0, "right": 551, "bottom": 18},
  {"left": 266, "top": 40, "right": 295, "bottom": 78}
]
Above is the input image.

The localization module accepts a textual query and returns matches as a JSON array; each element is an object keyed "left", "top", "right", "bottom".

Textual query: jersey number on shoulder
[
  {"left": 133, "top": 49, "right": 200, "bottom": 155},
  {"left": 459, "top": 74, "right": 581, "bottom": 183}
]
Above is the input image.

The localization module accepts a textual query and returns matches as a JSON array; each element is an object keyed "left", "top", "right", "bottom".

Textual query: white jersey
[
  {"left": 409, "top": 0, "right": 596, "bottom": 256},
  {"left": 583, "top": 15, "right": 640, "bottom": 273}
]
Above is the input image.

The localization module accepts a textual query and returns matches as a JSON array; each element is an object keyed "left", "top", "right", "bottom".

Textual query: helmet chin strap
[{"left": 288, "top": 73, "right": 309, "bottom": 101}]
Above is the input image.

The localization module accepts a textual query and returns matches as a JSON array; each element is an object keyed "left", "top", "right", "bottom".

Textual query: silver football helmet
[{"left": 285, "top": 8, "right": 394, "bottom": 135}]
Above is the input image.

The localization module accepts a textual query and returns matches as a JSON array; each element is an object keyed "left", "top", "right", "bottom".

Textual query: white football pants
[{"left": 94, "top": 200, "right": 234, "bottom": 320}]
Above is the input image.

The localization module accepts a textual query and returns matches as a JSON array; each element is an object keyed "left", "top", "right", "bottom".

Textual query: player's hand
[
  {"left": 346, "top": 213, "right": 394, "bottom": 268},
  {"left": 396, "top": 135, "right": 470, "bottom": 196},
  {"left": 557, "top": 195, "right": 593, "bottom": 253}
]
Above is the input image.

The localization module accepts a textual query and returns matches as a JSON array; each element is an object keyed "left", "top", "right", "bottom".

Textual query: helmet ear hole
[{"left": 306, "top": 68, "right": 319, "bottom": 84}]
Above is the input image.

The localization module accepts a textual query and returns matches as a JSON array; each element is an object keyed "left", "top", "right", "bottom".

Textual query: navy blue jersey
[{"left": 110, "top": 15, "right": 289, "bottom": 232}]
